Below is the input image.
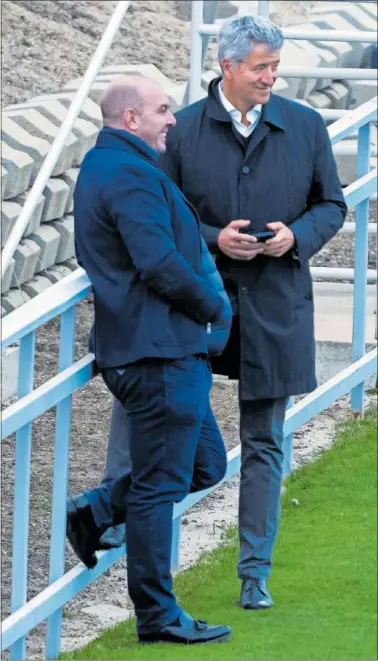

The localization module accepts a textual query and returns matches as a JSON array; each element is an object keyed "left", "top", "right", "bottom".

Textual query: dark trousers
[
  {"left": 238, "top": 397, "right": 288, "bottom": 580},
  {"left": 87, "top": 356, "right": 227, "bottom": 635}
]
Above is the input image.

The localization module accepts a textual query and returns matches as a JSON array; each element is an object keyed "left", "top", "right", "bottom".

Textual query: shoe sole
[
  {"left": 66, "top": 498, "right": 98, "bottom": 569},
  {"left": 139, "top": 631, "right": 231, "bottom": 645},
  {"left": 240, "top": 602, "right": 274, "bottom": 610}
]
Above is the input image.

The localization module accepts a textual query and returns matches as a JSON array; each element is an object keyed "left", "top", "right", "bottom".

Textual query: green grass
[{"left": 62, "top": 412, "right": 377, "bottom": 661}]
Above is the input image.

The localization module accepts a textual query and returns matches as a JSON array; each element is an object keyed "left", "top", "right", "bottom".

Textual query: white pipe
[
  {"left": 198, "top": 25, "right": 378, "bottom": 43},
  {"left": 278, "top": 67, "right": 376, "bottom": 80},
  {"left": 189, "top": 1, "right": 204, "bottom": 104},
  {"left": 311, "top": 267, "right": 377, "bottom": 283},
  {"left": 340, "top": 223, "right": 377, "bottom": 234},
  {"left": 1, "top": 0, "right": 131, "bottom": 280},
  {"left": 332, "top": 143, "right": 377, "bottom": 156},
  {"left": 258, "top": 1, "right": 270, "bottom": 18}
]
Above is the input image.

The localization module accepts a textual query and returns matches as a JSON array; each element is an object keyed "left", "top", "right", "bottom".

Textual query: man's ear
[
  {"left": 221, "top": 58, "right": 234, "bottom": 80},
  {"left": 123, "top": 108, "right": 140, "bottom": 131}
]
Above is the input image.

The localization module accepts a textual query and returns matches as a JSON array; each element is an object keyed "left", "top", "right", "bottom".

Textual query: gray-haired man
[{"left": 97, "top": 14, "right": 346, "bottom": 609}]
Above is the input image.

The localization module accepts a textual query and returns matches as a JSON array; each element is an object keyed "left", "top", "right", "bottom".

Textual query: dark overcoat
[{"left": 159, "top": 77, "right": 347, "bottom": 400}]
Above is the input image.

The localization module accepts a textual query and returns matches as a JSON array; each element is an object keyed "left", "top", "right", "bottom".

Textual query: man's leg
[
  {"left": 68, "top": 398, "right": 130, "bottom": 556},
  {"left": 102, "top": 397, "right": 131, "bottom": 485},
  {"left": 108, "top": 356, "right": 229, "bottom": 640},
  {"left": 191, "top": 402, "right": 227, "bottom": 493},
  {"left": 237, "top": 397, "right": 288, "bottom": 608},
  {"left": 67, "top": 392, "right": 227, "bottom": 563},
  {"left": 98, "top": 398, "right": 130, "bottom": 548},
  {"left": 97, "top": 396, "right": 228, "bottom": 547}
]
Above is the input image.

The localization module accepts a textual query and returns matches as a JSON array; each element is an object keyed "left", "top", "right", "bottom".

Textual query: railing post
[
  {"left": 171, "top": 516, "right": 182, "bottom": 571},
  {"left": 283, "top": 396, "right": 294, "bottom": 477},
  {"left": 258, "top": 1, "right": 270, "bottom": 18},
  {"left": 351, "top": 122, "right": 372, "bottom": 416},
  {"left": 45, "top": 306, "right": 77, "bottom": 659},
  {"left": 10, "top": 331, "right": 36, "bottom": 661},
  {"left": 188, "top": 1, "right": 204, "bottom": 104},
  {"left": 183, "top": 0, "right": 219, "bottom": 107}
]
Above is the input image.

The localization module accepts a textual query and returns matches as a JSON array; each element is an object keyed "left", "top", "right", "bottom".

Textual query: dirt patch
[
  {"left": 2, "top": 0, "right": 319, "bottom": 108},
  {"left": 1, "top": 0, "right": 193, "bottom": 108},
  {"left": 310, "top": 202, "right": 377, "bottom": 272}
]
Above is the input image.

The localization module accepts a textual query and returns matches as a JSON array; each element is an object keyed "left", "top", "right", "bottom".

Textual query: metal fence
[
  {"left": 188, "top": 0, "right": 378, "bottom": 103},
  {"left": 2, "top": 96, "right": 377, "bottom": 660}
]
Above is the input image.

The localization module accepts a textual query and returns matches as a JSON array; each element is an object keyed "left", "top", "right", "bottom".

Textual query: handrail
[
  {"left": 1, "top": 0, "right": 131, "bottom": 280},
  {"left": 198, "top": 25, "right": 378, "bottom": 43},
  {"left": 188, "top": 0, "right": 377, "bottom": 103},
  {"left": 328, "top": 97, "right": 377, "bottom": 143},
  {"left": 1, "top": 268, "right": 89, "bottom": 349},
  {"left": 2, "top": 169, "right": 377, "bottom": 351}
]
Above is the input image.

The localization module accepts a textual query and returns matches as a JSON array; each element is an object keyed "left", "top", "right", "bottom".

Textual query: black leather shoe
[
  {"left": 66, "top": 494, "right": 102, "bottom": 569},
  {"left": 240, "top": 578, "right": 274, "bottom": 610},
  {"left": 139, "top": 610, "right": 231, "bottom": 644},
  {"left": 98, "top": 523, "right": 126, "bottom": 550}
]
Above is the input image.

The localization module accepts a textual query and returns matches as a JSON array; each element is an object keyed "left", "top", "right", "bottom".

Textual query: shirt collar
[
  {"left": 206, "top": 76, "right": 286, "bottom": 131},
  {"left": 218, "top": 81, "right": 262, "bottom": 125}
]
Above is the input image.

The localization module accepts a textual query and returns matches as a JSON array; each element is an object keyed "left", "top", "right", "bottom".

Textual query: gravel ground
[
  {"left": 310, "top": 202, "right": 377, "bottom": 272},
  {"left": 1, "top": 0, "right": 316, "bottom": 108}
]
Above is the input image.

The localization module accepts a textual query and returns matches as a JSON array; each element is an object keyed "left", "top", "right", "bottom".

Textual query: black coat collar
[{"left": 206, "top": 76, "right": 286, "bottom": 131}]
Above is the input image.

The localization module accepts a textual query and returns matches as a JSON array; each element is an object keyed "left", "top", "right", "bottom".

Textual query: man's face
[
  {"left": 222, "top": 43, "right": 281, "bottom": 107},
  {"left": 135, "top": 87, "right": 176, "bottom": 153}
]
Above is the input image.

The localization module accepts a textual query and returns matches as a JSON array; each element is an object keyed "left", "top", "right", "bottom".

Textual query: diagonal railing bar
[{"left": 1, "top": 0, "right": 131, "bottom": 280}]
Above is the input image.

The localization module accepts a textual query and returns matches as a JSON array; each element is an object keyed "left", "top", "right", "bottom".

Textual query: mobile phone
[{"left": 239, "top": 229, "right": 275, "bottom": 242}]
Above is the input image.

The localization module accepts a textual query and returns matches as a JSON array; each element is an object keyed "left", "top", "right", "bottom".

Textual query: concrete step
[{"left": 314, "top": 281, "right": 376, "bottom": 344}]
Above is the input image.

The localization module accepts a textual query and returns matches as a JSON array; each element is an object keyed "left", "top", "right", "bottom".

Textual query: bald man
[{"left": 69, "top": 76, "right": 231, "bottom": 645}]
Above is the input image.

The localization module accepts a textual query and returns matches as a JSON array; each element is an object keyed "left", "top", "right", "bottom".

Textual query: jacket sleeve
[
  {"left": 160, "top": 131, "right": 221, "bottom": 252},
  {"left": 105, "top": 167, "right": 223, "bottom": 325},
  {"left": 289, "top": 113, "right": 347, "bottom": 264}
]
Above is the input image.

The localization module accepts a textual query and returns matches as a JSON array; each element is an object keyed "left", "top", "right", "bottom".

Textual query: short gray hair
[{"left": 217, "top": 15, "right": 284, "bottom": 67}]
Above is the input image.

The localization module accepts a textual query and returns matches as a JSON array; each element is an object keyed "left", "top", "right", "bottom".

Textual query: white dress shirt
[{"left": 218, "top": 82, "right": 262, "bottom": 138}]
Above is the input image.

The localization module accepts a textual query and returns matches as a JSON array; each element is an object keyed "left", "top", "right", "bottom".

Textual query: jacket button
[
  {"left": 242, "top": 166, "right": 250, "bottom": 175},
  {"left": 241, "top": 287, "right": 248, "bottom": 295}
]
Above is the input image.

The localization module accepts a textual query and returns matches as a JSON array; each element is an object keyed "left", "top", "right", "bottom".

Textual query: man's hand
[
  {"left": 218, "top": 220, "right": 265, "bottom": 261},
  {"left": 263, "top": 222, "right": 295, "bottom": 258}
]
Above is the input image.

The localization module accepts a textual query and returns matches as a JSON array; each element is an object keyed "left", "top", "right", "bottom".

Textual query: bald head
[
  {"left": 99, "top": 74, "right": 176, "bottom": 153},
  {"left": 101, "top": 75, "right": 159, "bottom": 126}
]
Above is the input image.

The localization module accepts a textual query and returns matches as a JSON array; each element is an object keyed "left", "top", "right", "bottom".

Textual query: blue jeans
[{"left": 89, "top": 356, "right": 226, "bottom": 635}]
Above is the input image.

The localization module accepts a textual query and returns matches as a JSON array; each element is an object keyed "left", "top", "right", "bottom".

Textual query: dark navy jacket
[
  {"left": 74, "top": 128, "right": 225, "bottom": 369},
  {"left": 159, "top": 78, "right": 347, "bottom": 399}
]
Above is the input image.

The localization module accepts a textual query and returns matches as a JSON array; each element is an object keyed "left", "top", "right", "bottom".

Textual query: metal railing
[
  {"left": 1, "top": 0, "right": 131, "bottom": 280},
  {"left": 188, "top": 0, "right": 378, "bottom": 103},
  {"left": 1, "top": 97, "right": 377, "bottom": 660}
]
